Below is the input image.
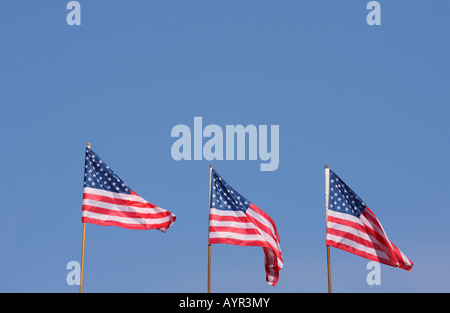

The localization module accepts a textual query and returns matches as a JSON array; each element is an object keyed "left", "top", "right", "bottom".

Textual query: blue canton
[
  {"left": 84, "top": 148, "right": 131, "bottom": 194},
  {"left": 211, "top": 169, "right": 251, "bottom": 213},
  {"left": 329, "top": 170, "right": 366, "bottom": 217}
]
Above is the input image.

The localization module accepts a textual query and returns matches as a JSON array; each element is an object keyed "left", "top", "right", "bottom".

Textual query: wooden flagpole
[
  {"left": 207, "top": 164, "right": 213, "bottom": 293},
  {"left": 325, "top": 165, "right": 332, "bottom": 293},
  {"left": 80, "top": 142, "right": 90, "bottom": 293},
  {"left": 80, "top": 222, "right": 86, "bottom": 293}
]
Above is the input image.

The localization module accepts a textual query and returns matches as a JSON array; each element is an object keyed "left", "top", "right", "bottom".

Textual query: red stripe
[
  {"left": 210, "top": 205, "right": 283, "bottom": 262},
  {"left": 244, "top": 216, "right": 282, "bottom": 262},
  {"left": 328, "top": 210, "right": 413, "bottom": 271},
  {"left": 263, "top": 247, "right": 280, "bottom": 286},
  {"left": 83, "top": 192, "right": 157, "bottom": 209},
  {"left": 82, "top": 205, "right": 172, "bottom": 219},
  {"left": 209, "top": 214, "right": 248, "bottom": 223},
  {"left": 249, "top": 204, "right": 280, "bottom": 239},
  {"left": 246, "top": 205, "right": 280, "bottom": 243},
  {"left": 389, "top": 241, "right": 413, "bottom": 271},
  {"left": 209, "top": 237, "right": 273, "bottom": 248},
  {"left": 209, "top": 227, "right": 283, "bottom": 262},
  {"left": 326, "top": 239, "right": 394, "bottom": 266},
  {"left": 361, "top": 208, "right": 399, "bottom": 265},
  {"left": 328, "top": 215, "right": 393, "bottom": 254},
  {"left": 209, "top": 226, "right": 260, "bottom": 235},
  {"left": 326, "top": 227, "right": 384, "bottom": 253},
  {"left": 81, "top": 216, "right": 176, "bottom": 230},
  {"left": 361, "top": 208, "right": 391, "bottom": 246}
]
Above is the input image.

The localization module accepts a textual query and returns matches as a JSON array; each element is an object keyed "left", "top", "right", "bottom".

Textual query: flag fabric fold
[
  {"left": 208, "top": 169, "right": 283, "bottom": 286},
  {"left": 326, "top": 169, "right": 413, "bottom": 271},
  {"left": 82, "top": 147, "right": 176, "bottom": 232}
]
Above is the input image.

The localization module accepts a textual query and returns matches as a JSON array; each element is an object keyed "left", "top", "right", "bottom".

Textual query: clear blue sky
[{"left": 0, "top": 1, "right": 448, "bottom": 293}]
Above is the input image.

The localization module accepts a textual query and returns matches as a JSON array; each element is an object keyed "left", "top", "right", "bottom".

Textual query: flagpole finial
[
  {"left": 87, "top": 142, "right": 91, "bottom": 149},
  {"left": 325, "top": 164, "right": 328, "bottom": 169},
  {"left": 210, "top": 164, "right": 213, "bottom": 169}
]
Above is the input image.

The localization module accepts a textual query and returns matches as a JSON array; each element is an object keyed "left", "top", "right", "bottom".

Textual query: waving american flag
[
  {"left": 208, "top": 169, "right": 283, "bottom": 286},
  {"left": 326, "top": 169, "right": 413, "bottom": 271},
  {"left": 82, "top": 146, "right": 176, "bottom": 232}
]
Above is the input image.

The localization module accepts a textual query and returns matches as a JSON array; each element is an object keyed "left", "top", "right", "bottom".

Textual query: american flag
[
  {"left": 82, "top": 146, "right": 176, "bottom": 232},
  {"left": 208, "top": 169, "right": 283, "bottom": 286},
  {"left": 326, "top": 169, "right": 413, "bottom": 271}
]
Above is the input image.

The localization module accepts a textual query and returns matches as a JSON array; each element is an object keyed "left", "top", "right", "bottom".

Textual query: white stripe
[
  {"left": 209, "top": 208, "right": 246, "bottom": 217},
  {"left": 399, "top": 249, "right": 412, "bottom": 266},
  {"left": 326, "top": 233, "right": 381, "bottom": 258},
  {"left": 359, "top": 212, "right": 382, "bottom": 235},
  {"left": 246, "top": 208, "right": 281, "bottom": 250},
  {"left": 209, "top": 230, "right": 283, "bottom": 266},
  {"left": 328, "top": 209, "right": 365, "bottom": 228},
  {"left": 328, "top": 208, "right": 399, "bottom": 254},
  {"left": 327, "top": 221, "right": 376, "bottom": 246},
  {"left": 210, "top": 222, "right": 281, "bottom": 254},
  {"left": 209, "top": 231, "right": 267, "bottom": 242},
  {"left": 246, "top": 208, "right": 277, "bottom": 238},
  {"left": 209, "top": 220, "right": 255, "bottom": 229},
  {"left": 82, "top": 211, "right": 172, "bottom": 225},
  {"left": 83, "top": 187, "right": 149, "bottom": 203},
  {"left": 327, "top": 212, "right": 393, "bottom": 257},
  {"left": 83, "top": 198, "right": 166, "bottom": 214},
  {"left": 210, "top": 208, "right": 281, "bottom": 254}
]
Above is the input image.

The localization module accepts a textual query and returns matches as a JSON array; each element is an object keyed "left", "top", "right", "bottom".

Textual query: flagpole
[
  {"left": 80, "top": 142, "right": 90, "bottom": 293},
  {"left": 207, "top": 164, "right": 213, "bottom": 293},
  {"left": 80, "top": 222, "right": 86, "bottom": 293},
  {"left": 325, "top": 165, "right": 331, "bottom": 293}
]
